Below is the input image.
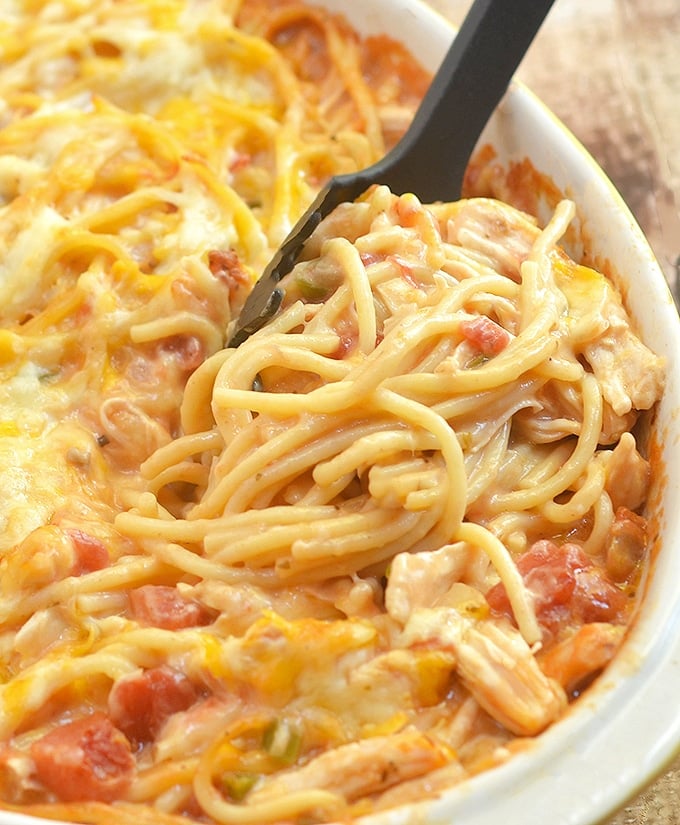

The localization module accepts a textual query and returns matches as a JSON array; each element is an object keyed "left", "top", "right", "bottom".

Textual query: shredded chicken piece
[
  {"left": 452, "top": 620, "right": 566, "bottom": 736},
  {"left": 371, "top": 761, "right": 468, "bottom": 811},
  {"left": 402, "top": 608, "right": 566, "bottom": 736},
  {"left": 441, "top": 198, "right": 539, "bottom": 281},
  {"left": 582, "top": 285, "right": 665, "bottom": 417},
  {"left": 435, "top": 694, "right": 481, "bottom": 750},
  {"left": 247, "top": 730, "right": 450, "bottom": 805},
  {"left": 154, "top": 696, "right": 242, "bottom": 763},
  {"left": 305, "top": 576, "right": 383, "bottom": 619},
  {"left": 539, "top": 622, "right": 625, "bottom": 694},
  {"left": 190, "top": 581, "right": 270, "bottom": 635},
  {"left": 385, "top": 542, "right": 473, "bottom": 625},
  {"left": 604, "top": 432, "right": 650, "bottom": 512},
  {"left": 192, "top": 578, "right": 359, "bottom": 634},
  {"left": 12, "top": 606, "right": 72, "bottom": 666},
  {"left": 331, "top": 577, "right": 383, "bottom": 618}
]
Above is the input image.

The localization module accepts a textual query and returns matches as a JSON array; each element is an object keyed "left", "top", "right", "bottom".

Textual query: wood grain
[{"left": 423, "top": 2, "right": 680, "bottom": 822}]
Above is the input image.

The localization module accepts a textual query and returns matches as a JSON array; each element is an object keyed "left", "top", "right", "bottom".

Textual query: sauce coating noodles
[{"left": 0, "top": 1, "right": 666, "bottom": 824}]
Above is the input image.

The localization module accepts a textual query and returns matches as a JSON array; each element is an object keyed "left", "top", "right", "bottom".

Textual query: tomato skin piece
[
  {"left": 129, "top": 585, "right": 213, "bottom": 629},
  {"left": 108, "top": 666, "right": 199, "bottom": 743},
  {"left": 30, "top": 713, "right": 135, "bottom": 802}
]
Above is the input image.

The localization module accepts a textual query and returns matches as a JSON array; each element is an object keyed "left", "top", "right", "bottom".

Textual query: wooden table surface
[{"left": 424, "top": 1, "right": 680, "bottom": 822}]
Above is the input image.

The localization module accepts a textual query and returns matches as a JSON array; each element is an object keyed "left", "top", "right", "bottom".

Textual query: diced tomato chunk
[
  {"left": 523, "top": 540, "right": 587, "bottom": 609},
  {"left": 460, "top": 315, "right": 510, "bottom": 357},
  {"left": 108, "top": 666, "right": 199, "bottom": 743},
  {"left": 129, "top": 585, "right": 213, "bottom": 630},
  {"left": 30, "top": 713, "right": 134, "bottom": 802},
  {"left": 487, "top": 540, "right": 627, "bottom": 641},
  {"left": 360, "top": 251, "right": 386, "bottom": 267},
  {"left": 67, "top": 529, "right": 109, "bottom": 575}
]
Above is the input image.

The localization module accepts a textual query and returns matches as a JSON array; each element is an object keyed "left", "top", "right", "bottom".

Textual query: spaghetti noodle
[{"left": 0, "top": 1, "right": 666, "bottom": 824}]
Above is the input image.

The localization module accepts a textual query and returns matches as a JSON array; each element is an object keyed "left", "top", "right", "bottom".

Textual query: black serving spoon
[{"left": 228, "top": 0, "right": 557, "bottom": 347}]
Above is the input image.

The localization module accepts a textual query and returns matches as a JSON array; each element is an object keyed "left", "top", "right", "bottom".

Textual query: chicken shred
[
  {"left": 385, "top": 542, "right": 473, "bottom": 625},
  {"left": 402, "top": 607, "right": 567, "bottom": 736},
  {"left": 247, "top": 729, "right": 450, "bottom": 805},
  {"left": 603, "top": 431, "right": 650, "bottom": 512},
  {"left": 582, "top": 283, "right": 664, "bottom": 417}
]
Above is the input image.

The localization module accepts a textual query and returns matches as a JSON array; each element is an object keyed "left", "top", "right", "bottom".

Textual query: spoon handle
[
  {"left": 229, "top": 0, "right": 557, "bottom": 347},
  {"left": 373, "top": 0, "right": 558, "bottom": 201}
]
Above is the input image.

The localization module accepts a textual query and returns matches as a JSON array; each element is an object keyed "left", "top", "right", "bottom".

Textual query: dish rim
[{"left": 1, "top": 2, "right": 679, "bottom": 825}]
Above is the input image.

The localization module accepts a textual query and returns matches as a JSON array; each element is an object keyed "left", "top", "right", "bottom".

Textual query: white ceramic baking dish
[{"left": 2, "top": 3, "right": 679, "bottom": 825}]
